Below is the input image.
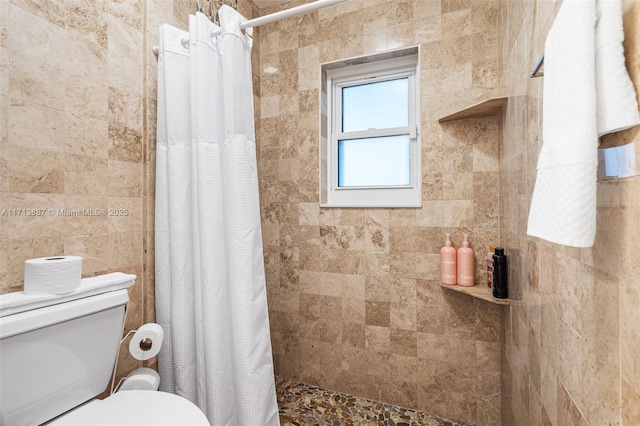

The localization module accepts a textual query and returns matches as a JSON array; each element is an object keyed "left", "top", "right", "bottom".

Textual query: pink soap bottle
[
  {"left": 440, "top": 232, "right": 457, "bottom": 285},
  {"left": 457, "top": 233, "right": 475, "bottom": 286}
]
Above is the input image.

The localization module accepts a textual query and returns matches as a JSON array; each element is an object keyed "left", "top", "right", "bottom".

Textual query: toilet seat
[{"left": 49, "top": 390, "right": 209, "bottom": 425}]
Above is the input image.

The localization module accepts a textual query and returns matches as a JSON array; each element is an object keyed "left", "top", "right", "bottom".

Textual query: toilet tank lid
[{"left": 0, "top": 272, "right": 136, "bottom": 317}]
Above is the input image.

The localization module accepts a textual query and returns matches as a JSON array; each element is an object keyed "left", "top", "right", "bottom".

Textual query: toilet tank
[{"left": 0, "top": 273, "right": 136, "bottom": 426}]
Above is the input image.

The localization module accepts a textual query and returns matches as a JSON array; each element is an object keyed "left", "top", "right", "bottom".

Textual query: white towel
[
  {"left": 596, "top": 0, "right": 640, "bottom": 136},
  {"left": 527, "top": 0, "right": 640, "bottom": 248}
]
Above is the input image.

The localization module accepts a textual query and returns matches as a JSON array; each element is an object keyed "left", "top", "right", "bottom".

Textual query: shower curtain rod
[{"left": 152, "top": 0, "right": 350, "bottom": 55}]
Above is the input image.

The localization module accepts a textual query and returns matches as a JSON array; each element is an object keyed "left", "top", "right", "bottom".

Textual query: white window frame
[{"left": 321, "top": 53, "right": 421, "bottom": 208}]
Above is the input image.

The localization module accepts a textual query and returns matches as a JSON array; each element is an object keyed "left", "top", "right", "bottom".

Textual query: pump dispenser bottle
[
  {"left": 457, "top": 233, "right": 475, "bottom": 286},
  {"left": 440, "top": 232, "right": 457, "bottom": 285},
  {"left": 492, "top": 247, "right": 508, "bottom": 299}
]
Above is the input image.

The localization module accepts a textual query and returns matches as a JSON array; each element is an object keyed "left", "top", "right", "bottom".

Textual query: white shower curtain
[{"left": 155, "top": 7, "right": 279, "bottom": 425}]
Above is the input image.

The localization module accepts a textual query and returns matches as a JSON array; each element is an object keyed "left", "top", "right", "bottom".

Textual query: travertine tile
[
  {"left": 472, "top": 57, "right": 500, "bottom": 91},
  {"left": 66, "top": 0, "right": 108, "bottom": 47},
  {"left": 381, "top": 379, "right": 418, "bottom": 410},
  {"left": 64, "top": 233, "right": 109, "bottom": 276},
  {"left": 417, "top": 383, "right": 448, "bottom": 420},
  {"left": 417, "top": 301, "right": 445, "bottom": 335},
  {"left": 446, "top": 390, "right": 476, "bottom": 424},
  {"left": 365, "top": 301, "right": 390, "bottom": 327},
  {"left": 9, "top": 0, "right": 66, "bottom": 27},
  {"left": 421, "top": 174, "right": 444, "bottom": 201},
  {"left": 107, "top": 230, "right": 143, "bottom": 271},
  {"left": 557, "top": 378, "right": 588, "bottom": 426},
  {"left": 145, "top": 0, "right": 174, "bottom": 64},
  {"left": 7, "top": 145, "right": 64, "bottom": 194},
  {"left": 4, "top": 236, "right": 59, "bottom": 288},
  {"left": 64, "top": 34, "right": 108, "bottom": 121},
  {"left": 107, "top": 196, "right": 143, "bottom": 233},
  {"left": 473, "top": 171, "right": 499, "bottom": 227},
  {"left": 300, "top": 293, "right": 341, "bottom": 320},
  {"left": 342, "top": 273, "right": 365, "bottom": 299},
  {"left": 580, "top": 207, "right": 623, "bottom": 278},
  {"left": 2, "top": 193, "right": 64, "bottom": 240},
  {"left": 391, "top": 300, "right": 417, "bottom": 332},
  {"left": 441, "top": 63, "right": 472, "bottom": 93},
  {"left": 442, "top": 35, "right": 473, "bottom": 67},
  {"left": 64, "top": 154, "right": 109, "bottom": 196},
  {"left": 342, "top": 321, "right": 365, "bottom": 348},
  {"left": 261, "top": 95, "right": 280, "bottom": 118},
  {"left": 109, "top": 0, "right": 143, "bottom": 32},
  {"left": 622, "top": 378, "right": 640, "bottom": 425},
  {"left": 299, "top": 316, "right": 341, "bottom": 345},
  {"left": 442, "top": 291, "right": 476, "bottom": 340},
  {"left": 365, "top": 325, "right": 390, "bottom": 353},
  {"left": 621, "top": 278, "right": 640, "bottom": 396},
  {"left": 416, "top": 253, "right": 441, "bottom": 281},
  {"left": 8, "top": 103, "right": 67, "bottom": 152},
  {"left": 171, "top": 0, "right": 192, "bottom": 28},
  {"left": 390, "top": 328, "right": 417, "bottom": 357},
  {"left": 416, "top": 201, "right": 444, "bottom": 227},
  {"left": 109, "top": 86, "right": 143, "bottom": 136},
  {"left": 443, "top": 200, "right": 474, "bottom": 228},
  {"left": 342, "top": 297, "right": 366, "bottom": 324},
  {"left": 474, "top": 301, "right": 502, "bottom": 342},
  {"left": 443, "top": 172, "right": 473, "bottom": 200},
  {"left": 107, "top": 15, "right": 143, "bottom": 97},
  {"left": 8, "top": 4, "right": 66, "bottom": 109},
  {"left": 64, "top": 109, "right": 110, "bottom": 157},
  {"left": 62, "top": 195, "right": 108, "bottom": 236},
  {"left": 108, "top": 160, "right": 143, "bottom": 197},
  {"left": 442, "top": 8, "right": 471, "bottom": 39}
]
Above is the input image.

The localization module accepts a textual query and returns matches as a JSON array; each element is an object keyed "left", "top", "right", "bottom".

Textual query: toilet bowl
[{"left": 0, "top": 272, "right": 209, "bottom": 426}]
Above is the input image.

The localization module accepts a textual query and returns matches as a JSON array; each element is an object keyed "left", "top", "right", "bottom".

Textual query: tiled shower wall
[
  {"left": 498, "top": 0, "right": 640, "bottom": 424},
  {"left": 257, "top": 0, "right": 504, "bottom": 423}
]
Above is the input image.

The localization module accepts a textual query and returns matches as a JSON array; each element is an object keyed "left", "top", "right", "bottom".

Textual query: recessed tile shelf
[
  {"left": 438, "top": 97, "right": 508, "bottom": 122},
  {"left": 439, "top": 282, "right": 512, "bottom": 305},
  {"left": 437, "top": 96, "right": 510, "bottom": 306}
]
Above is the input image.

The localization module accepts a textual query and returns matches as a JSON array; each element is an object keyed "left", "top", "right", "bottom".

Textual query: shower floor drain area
[{"left": 276, "top": 377, "right": 474, "bottom": 426}]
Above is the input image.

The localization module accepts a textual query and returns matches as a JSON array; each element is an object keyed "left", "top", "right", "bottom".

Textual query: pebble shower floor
[{"left": 276, "top": 377, "right": 475, "bottom": 426}]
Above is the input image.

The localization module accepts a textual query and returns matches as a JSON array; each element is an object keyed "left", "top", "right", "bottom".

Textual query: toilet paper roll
[
  {"left": 24, "top": 256, "right": 83, "bottom": 295},
  {"left": 120, "top": 367, "right": 161, "bottom": 391},
  {"left": 129, "top": 323, "right": 164, "bottom": 361}
]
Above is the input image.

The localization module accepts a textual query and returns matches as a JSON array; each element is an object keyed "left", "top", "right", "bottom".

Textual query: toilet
[{"left": 0, "top": 272, "right": 209, "bottom": 426}]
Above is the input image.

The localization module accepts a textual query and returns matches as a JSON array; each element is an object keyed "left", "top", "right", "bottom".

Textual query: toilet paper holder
[
  {"left": 120, "top": 329, "right": 152, "bottom": 348},
  {"left": 109, "top": 323, "right": 165, "bottom": 394}
]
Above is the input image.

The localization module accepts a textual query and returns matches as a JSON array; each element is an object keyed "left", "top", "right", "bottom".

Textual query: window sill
[
  {"left": 319, "top": 202, "right": 422, "bottom": 208},
  {"left": 439, "top": 282, "right": 512, "bottom": 305},
  {"left": 438, "top": 97, "right": 507, "bottom": 122}
]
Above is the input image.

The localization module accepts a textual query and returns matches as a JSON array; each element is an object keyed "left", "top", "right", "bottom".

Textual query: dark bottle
[{"left": 492, "top": 247, "right": 508, "bottom": 299}]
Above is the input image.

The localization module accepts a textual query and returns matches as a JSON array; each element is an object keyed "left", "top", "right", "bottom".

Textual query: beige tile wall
[
  {"left": 257, "top": 0, "right": 504, "bottom": 423},
  {"left": 0, "top": 0, "right": 196, "bottom": 382},
  {"left": 498, "top": 0, "right": 640, "bottom": 424}
]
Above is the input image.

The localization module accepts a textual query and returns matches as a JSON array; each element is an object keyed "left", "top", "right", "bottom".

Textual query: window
[{"left": 320, "top": 49, "right": 421, "bottom": 208}]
